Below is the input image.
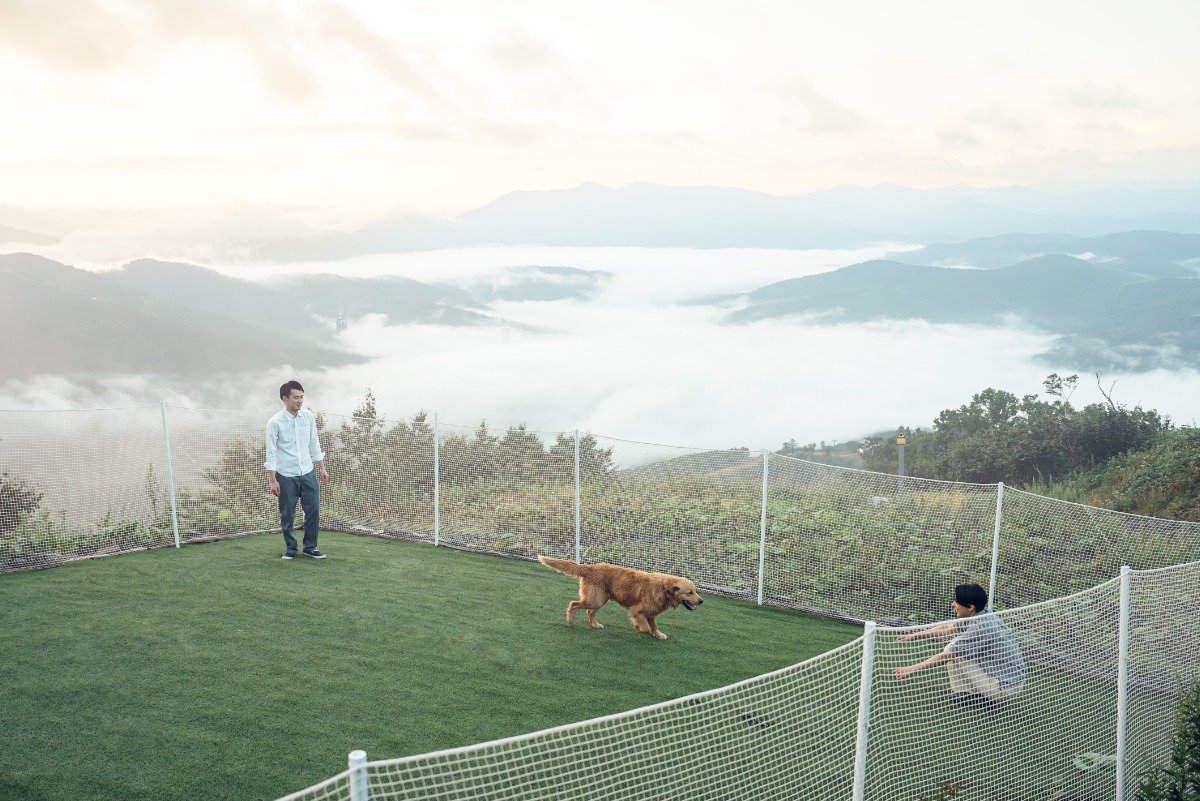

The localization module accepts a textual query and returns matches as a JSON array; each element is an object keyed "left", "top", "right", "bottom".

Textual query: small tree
[
  {"left": 1135, "top": 677, "right": 1200, "bottom": 801},
  {"left": 0, "top": 471, "right": 43, "bottom": 534}
]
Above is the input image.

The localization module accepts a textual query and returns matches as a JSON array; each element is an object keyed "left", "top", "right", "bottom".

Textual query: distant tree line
[
  {"left": 843, "top": 373, "right": 1198, "bottom": 521},
  {"left": 324, "top": 389, "right": 615, "bottom": 491}
]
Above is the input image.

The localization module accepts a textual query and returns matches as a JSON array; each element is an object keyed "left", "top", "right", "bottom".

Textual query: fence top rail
[
  {"left": 0, "top": 403, "right": 164, "bottom": 414},
  {"left": 1006, "top": 485, "right": 1200, "bottom": 530},
  {"left": 771, "top": 451, "right": 1001, "bottom": 487},
  {"left": 875, "top": 557, "right": 1200, "bottom": 634},
  {"left": 876, "top": 571, "right": 1122, "bottom": 633}
]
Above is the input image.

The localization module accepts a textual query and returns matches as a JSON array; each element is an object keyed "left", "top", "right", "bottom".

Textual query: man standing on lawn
[
  {"left": 265, "top": 380, "right": 330, "bottom": 560},
  {"left": 892, "top": 583, "right": 1026, "bottom": 708}
]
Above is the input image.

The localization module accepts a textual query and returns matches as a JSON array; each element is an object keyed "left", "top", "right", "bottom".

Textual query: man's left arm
[
  {"left": 893, "top": 649, "right": 953, "bottom": 680},
  {"left": 307, "top": 412, "right": 329, "bottom": 485}
]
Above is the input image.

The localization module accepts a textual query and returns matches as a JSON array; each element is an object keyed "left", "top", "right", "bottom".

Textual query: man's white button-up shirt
[{"left": 264, "top": 407, "right": 325, "bottom": 478}]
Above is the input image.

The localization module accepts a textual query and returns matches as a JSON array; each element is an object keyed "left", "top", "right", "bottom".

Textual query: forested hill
[
  {"left": 0, "top": 254, "right": 500, "bottom": 379},
  {"left": 903, "top": 230, "right": 1200, "bottom": 276},
  {"left": 730, "top": 231, "right": 1200, "bottom": 372}
]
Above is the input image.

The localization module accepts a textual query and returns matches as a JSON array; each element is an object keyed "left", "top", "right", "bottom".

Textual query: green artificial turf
[{"left": 0, "top": 532, "right": 861, "bottom": 801}]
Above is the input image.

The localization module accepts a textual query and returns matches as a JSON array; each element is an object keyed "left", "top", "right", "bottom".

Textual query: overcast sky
[{"left": 3, "top": 0, "right": 1200, "bottom": 219}]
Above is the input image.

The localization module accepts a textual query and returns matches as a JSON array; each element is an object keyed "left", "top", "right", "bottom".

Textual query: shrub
[{"left": 1135, "top": 677, "right": 1200, "bottom": 801}]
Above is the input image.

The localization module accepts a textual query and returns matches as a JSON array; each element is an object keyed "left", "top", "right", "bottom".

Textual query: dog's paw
[
  {"left": 653, "top": 631, "right": 667, "bottom": 640},
  {"left": 591, "top": 621, "right": 604, "bottom": 629}
]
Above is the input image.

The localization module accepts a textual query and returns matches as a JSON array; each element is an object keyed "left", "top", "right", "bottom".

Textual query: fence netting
[
  {"left": 3, "top": 406, "right": 1200, "bottom": 801},
  {"left": 280, "top": 639, "right": 866, "bottom": 801},
  {"left": 276, "top": 562, "right": 1197, "bottom": 801},
  {"left": 999, "top": 487, "right": 1200, "bottom": 608},
  {"left": 765, "top": 455, "right": 1000, "bottom": 624},
  {"left": 6, "top": 408, "right": 1200, "bottom": 611},
  {"left": 0, "top": 405, "right": 173, "bottom": 569}
]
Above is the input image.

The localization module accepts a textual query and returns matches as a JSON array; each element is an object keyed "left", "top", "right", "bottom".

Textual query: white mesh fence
[
  {"left": 278, "top": 639, "right": 867, "bottom": 801},
  {"left": 997, "top": 487, "right": 1200, "bottom": 608},
  {"left": 277, "top": 561, "right": 1199, "bottom": 801},
  {"left": 765, "top": 455, "right": 1001, "bottom": 624},
  {"left": 578, "top": 438, "right": 766, "bottom": 600},
  {"left": 3, "top": 406, "right": 1200, "bottom": 800},
  {"left": 6, "top": 408, "right": 1200, "bottom": 605},
  {"left": 435, "top": 421, "right": 575, "bottom": 558},
  {"left": 0, "top": 405, "right": 174, "bottom": 569}
]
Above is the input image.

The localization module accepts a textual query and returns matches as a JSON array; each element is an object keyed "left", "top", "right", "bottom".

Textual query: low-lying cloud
[{"left": 3, "top": 245, "right": 1197, "bottom": 449}]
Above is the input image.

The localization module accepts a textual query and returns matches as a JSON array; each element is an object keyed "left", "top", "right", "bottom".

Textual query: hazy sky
[{"left": 3, "top": 0, "right": 1200, "bottom": 219}]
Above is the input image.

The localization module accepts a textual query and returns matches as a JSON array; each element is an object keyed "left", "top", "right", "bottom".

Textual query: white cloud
[{"left": 4, "top": 245, "right": 1198, "bottom": 449}]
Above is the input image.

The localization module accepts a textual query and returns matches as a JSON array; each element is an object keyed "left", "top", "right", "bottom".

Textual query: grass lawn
[{"left": 0, "top": 532, "right": 861, "bottom": 801}]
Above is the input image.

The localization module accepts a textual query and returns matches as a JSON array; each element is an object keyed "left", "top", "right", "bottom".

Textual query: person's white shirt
[{"left": 264, "top": 407, "right": 325, "bottom": 477}]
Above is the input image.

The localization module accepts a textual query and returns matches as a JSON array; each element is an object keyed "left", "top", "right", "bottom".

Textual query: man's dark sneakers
[
  {"left": 303, "top": 550, "right": 327, "bottom": 559},
  {"left": 282, "top": 553, "right": 296, "bottom": 560}
]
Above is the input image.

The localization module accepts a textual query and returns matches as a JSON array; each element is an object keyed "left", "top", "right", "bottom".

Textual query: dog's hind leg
[{"left": 567, "top": 600, "right": 605, "bottom": 628}]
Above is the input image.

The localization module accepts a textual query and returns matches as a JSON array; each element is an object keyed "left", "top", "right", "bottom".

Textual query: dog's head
[{"left": 667, "top": 578, "right": 704, "bottom": 611}]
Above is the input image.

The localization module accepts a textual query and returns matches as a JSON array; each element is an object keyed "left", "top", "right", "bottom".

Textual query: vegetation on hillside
[
  {"left": 848, "top": 373, "right": 1200, "bottom": 520},
  {"left": 0, "top": 471, "right": 42, "bottom": 534}
]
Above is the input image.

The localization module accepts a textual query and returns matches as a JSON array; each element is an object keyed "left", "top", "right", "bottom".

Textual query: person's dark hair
[
  {"left": 955, "top": 583, "right": 989, "bottom": 612},
  {"left": 280, "top": 380, "right": 304, "bottom": 399}
]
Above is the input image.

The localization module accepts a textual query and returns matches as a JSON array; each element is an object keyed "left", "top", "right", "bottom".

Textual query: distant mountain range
[
  {"left": 732, "top": 231, "right": 1200, "bottom": 371},
  {"left": 449, "top": 182, "right": 1200, "bottom": 250},
  {"left": 3, "top": 182, "right": 1200, "bottom": 259}
]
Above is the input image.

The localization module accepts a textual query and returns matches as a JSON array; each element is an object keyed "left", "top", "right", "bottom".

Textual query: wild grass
[{"left": 0, "top": 532, "right": 860, "bottom": 801}]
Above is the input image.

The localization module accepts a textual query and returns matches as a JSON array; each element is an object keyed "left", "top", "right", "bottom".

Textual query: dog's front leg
[{"left": 630, "top": 611, "right": 666, "bottom": 639}]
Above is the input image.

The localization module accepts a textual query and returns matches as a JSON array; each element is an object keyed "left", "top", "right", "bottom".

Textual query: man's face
[
  {"left": 283, "top": 389, "right": 305, "bottom": 415},
  {"left": 951, "top": 599, "right": 975, "bottom": 618}
]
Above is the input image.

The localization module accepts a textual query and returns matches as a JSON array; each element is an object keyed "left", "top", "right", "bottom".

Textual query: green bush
[{"left": 1135, "top": 678, "right": 1200, "bottom": 801}]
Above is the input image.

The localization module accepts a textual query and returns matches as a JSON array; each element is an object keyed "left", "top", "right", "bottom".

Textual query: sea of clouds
[{"left": 4, "top": 244, "right": 1198, "bottom": 450}]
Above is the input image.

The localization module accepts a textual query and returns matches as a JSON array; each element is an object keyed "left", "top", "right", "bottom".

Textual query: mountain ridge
[
  {"left": 5, "top": 182, "right": 1200, "bottom": 261},
  {"left": 728, "top": 235, "right": 1200, "bottom": 371}
]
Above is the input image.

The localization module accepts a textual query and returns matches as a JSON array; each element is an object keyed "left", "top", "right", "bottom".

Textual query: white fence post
[
  {"left": 757, "top": 449, "right": 769, "bottom": 605},
  {"left": 1115, "top": 565, "right": 1132, "bottom": 801},
  {"left": 348, "top": 749, "right": 369, "bottom": 801},
  {"left": 574, "top": 429, "right": 581, "bottom": 563},
  {"left": 852, "top": 621, "right": 877, "bottom": 801},
  {"left": 988, "top": 482, "right": 1004, "bottom": 606},
  {"left": 159, "top": 402, "right": 181, "bottom": 549},
  {"left": 439, "top": 419, "right": 444, "bottom": 544}
]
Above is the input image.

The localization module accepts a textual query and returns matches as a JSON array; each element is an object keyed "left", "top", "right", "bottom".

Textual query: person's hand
[
  {"left": 893, "top": 666, "right": 915, "bottom": 680},
  {"left": 897, "top": 633, "right": 916, "bottom": 643},
  {"left": 318, "top": 463, "right": 329, "bottom": 485},
  {"left": 269, "top": 478, "right": 280, "bottom": 498}
]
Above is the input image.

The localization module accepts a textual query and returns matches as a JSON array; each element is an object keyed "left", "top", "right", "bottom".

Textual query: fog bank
[{"left": 3, "top": 246, "right": 1197, "bottom": 449}]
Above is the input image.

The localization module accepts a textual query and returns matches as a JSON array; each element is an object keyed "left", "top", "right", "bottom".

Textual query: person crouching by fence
[{"left": 891, "top": 583, "right": 1026, "bottom": 709}]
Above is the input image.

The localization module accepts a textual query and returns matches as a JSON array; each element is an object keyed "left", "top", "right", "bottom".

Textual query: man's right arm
[{"left": 265, "top": 418, "right": 281, "bottom": 497}]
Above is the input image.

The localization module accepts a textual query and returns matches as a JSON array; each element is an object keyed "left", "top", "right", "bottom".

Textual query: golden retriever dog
[{"left": 537, "top": 555, "right": 703, "bottom": 639}]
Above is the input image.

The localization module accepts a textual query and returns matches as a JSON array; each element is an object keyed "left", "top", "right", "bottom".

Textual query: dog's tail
[{"left": 537, "top": 555, "right": 588, "bottom": 578}]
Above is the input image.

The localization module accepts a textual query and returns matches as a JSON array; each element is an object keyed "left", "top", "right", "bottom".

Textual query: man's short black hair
[
  {"left": 955, "top": 583, "right": 989, "bottom": 612},
  {"left": 280, "top": 380, "right": 304, "bottom": 399}
]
